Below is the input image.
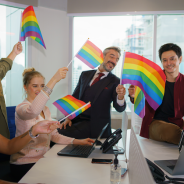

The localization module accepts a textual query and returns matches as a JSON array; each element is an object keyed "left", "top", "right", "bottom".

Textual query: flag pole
[
  {"left": 120, "top": 51, "right": 126, "bottom": 84},
  {"left": 59, "top": 102, "right": 91, "bottom": 123},
  {"left": 67, "top": 38, "right": 89, "bottom": 68},
  {"left": 19, "top": 12, "right": 23, "bottom": 42}
]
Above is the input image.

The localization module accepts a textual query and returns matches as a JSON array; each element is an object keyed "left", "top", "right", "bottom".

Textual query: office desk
[
  {"left": 19, "top": 134, "right": 130, "bottom": 184},
  {"left": 19, "top": 157, "right": 128, "bottom": 184},
  {"left": 137, "top": 135, "right": 179, "bottom": 161}
]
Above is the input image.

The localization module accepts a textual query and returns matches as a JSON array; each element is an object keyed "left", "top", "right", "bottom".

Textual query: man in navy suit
[{"left": 58, "top": 46, "right": 126, "bottom": 138}]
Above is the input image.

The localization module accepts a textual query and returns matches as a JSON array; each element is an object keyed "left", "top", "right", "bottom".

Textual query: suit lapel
[
  {"left": 92, "top": 73, "right": 114, "bottom": 105},
  {"left": 80, "top": 70, "right": 96, "bottom": 99}
]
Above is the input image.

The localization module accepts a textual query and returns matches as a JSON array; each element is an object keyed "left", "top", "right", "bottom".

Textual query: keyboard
[
  {"left": 69, "top": 145, "right": 93, "bottom": 155},
  {"left": 57, "top": 144, "right": 95, "bottom": 158}
]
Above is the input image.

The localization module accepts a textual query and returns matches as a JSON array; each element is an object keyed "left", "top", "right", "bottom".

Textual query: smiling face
[
  {"left": 101, "top": 49, "right": 120, "bottom": 72},
  {"left": 161, "top": 50, "right": 182, "bottom": 76},
  {"left": 24, "top": 76, "right": 45, "bottom": 102}
]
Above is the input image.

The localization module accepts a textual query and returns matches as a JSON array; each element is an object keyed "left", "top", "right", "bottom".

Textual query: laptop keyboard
[{"left": 69, "top": 145, "right": 93, "bottom": 155}]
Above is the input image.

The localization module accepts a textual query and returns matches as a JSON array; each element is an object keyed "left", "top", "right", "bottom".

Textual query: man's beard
[{"left": 102, "top": 61, "right": 115, "bottom": 72}]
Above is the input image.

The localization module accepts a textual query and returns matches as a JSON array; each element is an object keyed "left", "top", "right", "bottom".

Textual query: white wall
[{"left": 30, "top": 6, "right": 69, "bottom": 118}]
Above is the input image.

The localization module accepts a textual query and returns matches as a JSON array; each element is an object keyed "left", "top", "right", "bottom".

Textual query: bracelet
[
  {"left": 29, "top": 126, "right": 39, "bottom": 138},
  {"left": 43, "top": 85, "right": 53, "bottom": 95}
]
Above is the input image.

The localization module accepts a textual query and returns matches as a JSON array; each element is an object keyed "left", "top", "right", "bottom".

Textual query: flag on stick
[
  {"left": 75, "top": 39, "right": 103, "bottom": 69},
  {"left": 121, "top": 52, "right": 166, "bottom": 110},
  {"left": 20, "top": 6, "right": 46, "bottom": 49},
  {"left": 53, "top": 95, "right": 91, "bottom": 122},
  {"left": 134, "top": 86, "right": 145, "bottom": 118}
]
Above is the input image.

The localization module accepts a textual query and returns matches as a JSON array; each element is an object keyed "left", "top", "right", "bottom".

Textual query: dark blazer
[{"left": 72, "top": 70, "right": 126, "bottom": 138}]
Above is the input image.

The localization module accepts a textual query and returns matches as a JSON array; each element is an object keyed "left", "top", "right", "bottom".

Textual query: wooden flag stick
[{"left": 67, "top": 38, "right": 89, "bottom": 68}]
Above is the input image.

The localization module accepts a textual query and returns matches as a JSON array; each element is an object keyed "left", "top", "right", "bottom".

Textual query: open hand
[{"left": 32, "top": 120, "right": 60, "bottom": 135}]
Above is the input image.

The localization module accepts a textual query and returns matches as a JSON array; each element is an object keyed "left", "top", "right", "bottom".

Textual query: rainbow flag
[
  {"left": 76, "top": 40, "right": 103, "bottom": 69},
  {"left": 121, "top": 52, "right": 166, "bottom": 110},
  {"left": 20, "top": 6, "right": 46, "bottom": 49},
  {"left": 53, "top": 95, "right": 91, "bottom": 120},
  {"left": 134, "top": 86, "right": 145, "bottom": 118}
]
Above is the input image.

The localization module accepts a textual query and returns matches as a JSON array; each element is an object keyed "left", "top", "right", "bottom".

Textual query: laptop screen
[{"left": 94, "top": 123, "right": 109, "bottom": 145}]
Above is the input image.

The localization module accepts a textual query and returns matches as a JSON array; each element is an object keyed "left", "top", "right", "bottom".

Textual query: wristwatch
[{"left": 29, "top": 126, "right": 39, "bottom": 138}]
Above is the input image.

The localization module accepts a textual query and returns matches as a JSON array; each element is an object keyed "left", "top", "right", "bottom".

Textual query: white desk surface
[
  {"left": 137, "top": 135, "right": 179, "bottom": 161},
  {"left": 19, "top": 130, "right": 182, "bottom": 184},
  {"left": 19, "top": 133, "right": 130, "bottom": 184},
  {"left": 19, "top": 157, "right": 128, "bottom": 184}
]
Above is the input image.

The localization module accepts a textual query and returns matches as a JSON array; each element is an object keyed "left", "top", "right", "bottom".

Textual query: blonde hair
[{"left": 23, "top": 67, "right": 44, "bottom": 87}]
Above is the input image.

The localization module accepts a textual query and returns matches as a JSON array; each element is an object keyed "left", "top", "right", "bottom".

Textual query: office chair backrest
[{"left": 6, "top": 106, "right": 16, "bottom": 139}]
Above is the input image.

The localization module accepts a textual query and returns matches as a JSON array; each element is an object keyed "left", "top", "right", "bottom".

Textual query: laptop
[
  {"left": 57, "top": 123, "right": 109, "bottom": 158},
  {"left": 154, "top": 131, "right": 184, "bottom": 175}
]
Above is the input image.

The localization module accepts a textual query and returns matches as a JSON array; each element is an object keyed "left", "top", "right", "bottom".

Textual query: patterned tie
[{"left": 91, "top": 73, "right": 105, "bottom": 86}]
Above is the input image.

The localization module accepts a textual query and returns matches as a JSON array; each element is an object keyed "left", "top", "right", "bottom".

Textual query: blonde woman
[{"left": 10, "top": 67, "right": 94, "bottom": 181}]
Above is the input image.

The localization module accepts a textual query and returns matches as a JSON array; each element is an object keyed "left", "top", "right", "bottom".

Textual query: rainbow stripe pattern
[
  {"left": 20, "top": 6, "right": 46, "bottom": 49},
  {"left": 53, "top": 95, "right": 91, "bottom": 120},
  {"left": 76, "top": 40, "right": 103, "bottom": 69},
  {"left": 134, "top": 86, "right": 145, "bottom": 118},
  {"left": 121, "top": 52, "right": 166, "bottom": 110}
]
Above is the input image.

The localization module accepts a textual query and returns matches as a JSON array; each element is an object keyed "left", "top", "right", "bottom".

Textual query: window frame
[{"left": 68, "top": 11, "right": 184, "bottom": 118}]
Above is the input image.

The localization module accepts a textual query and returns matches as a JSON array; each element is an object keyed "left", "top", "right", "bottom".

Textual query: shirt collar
[{"left": 96, "top": 68, "right": 109, "bottom": 77}]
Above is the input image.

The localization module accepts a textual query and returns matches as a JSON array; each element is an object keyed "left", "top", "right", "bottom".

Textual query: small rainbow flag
[
  {"left": 76, "top": 40, "right": 103, "bottom": 69},
  {"left": 121, "top": 52, "right": 166, "bottom": 110},
  {"left": 134, "top": 86, "right": 145, "bottom": 118},
  {"left": 20, "top": 6, "right": 46, "bottom": 49},
  {"left": 53, "top": 95, "right": 91, "bottom": 121}
]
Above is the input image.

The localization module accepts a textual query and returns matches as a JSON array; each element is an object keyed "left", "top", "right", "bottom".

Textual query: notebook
[{"left": 57, "top": 123, "right": 109, "bottom": 158}]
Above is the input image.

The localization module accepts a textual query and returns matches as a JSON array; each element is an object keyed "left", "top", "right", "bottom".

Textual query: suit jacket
[
  {"left": 72, "top": 70, "right": 126, "bottom": 138},
  {"left": 0, "top": 58, "right": 13, "bottom": 138},
  {"left": 140, "top": 72, "right": 184, "bottom": 139}
]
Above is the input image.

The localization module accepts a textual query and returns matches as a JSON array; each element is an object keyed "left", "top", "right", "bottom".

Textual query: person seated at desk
[
  {"left": 59, "top": 46, "right": 127, "bottom": 139},
  {"left": 10, "top": 67, "right": 94, "bottom": 181},
  {"left": 0, "top": 120, "right": 60, "bottom": 184},
  {"left": 128, "top": 43, "right": 184, "bottom": 145}
]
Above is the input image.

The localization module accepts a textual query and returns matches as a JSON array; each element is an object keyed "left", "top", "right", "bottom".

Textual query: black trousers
[
  {"left": 58, "top": 117, "right": 91, "bottom": 139},
  {"left": 10, "top": 163, "right": 35, "bottom": 182}
]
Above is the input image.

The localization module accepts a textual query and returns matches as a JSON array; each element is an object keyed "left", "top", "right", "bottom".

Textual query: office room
[{"left": 1, "top": 0, "right": 184, "bottom": 183}]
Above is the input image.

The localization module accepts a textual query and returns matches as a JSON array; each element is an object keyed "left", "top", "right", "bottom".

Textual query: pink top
[{"left": 10, "top": 91, "right": 73, "bottom": 164}]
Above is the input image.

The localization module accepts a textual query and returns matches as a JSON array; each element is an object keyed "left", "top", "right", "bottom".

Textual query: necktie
[{"left": 91, "top": 73, "right": 105, "bottom": 86}]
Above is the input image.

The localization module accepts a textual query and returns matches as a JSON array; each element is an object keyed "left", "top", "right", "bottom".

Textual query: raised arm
[
  {"left": 0, "top": 42, "right": 22, "bottom": 80},
  {"left": 0, "top": 120, "right": 59, "bottom": 155}
]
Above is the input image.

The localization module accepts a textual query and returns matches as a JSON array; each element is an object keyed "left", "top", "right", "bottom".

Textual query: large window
[
  {"left": 72, "top": 14, "right": 184, "bottom": 113},
  {"left": 0, "top": 5, "right": 26, "bottom": 106},
  {"left": 72, "top": 15, "right": 154, "bottom": 112}
]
